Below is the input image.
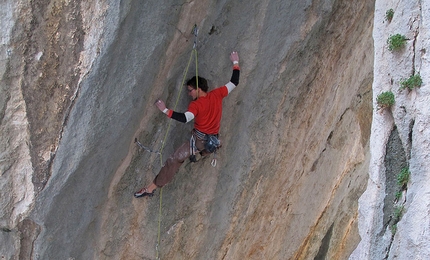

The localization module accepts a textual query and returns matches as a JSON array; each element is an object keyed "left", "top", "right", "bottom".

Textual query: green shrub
[
  {"left": 391, "top": 224, "right": 397, "bottom": 234},
  {"left": 395, "top": 191, "right": 402, "bottom": 201},
  {"left": 397, "top": 167, "right": 410, "bottom": 188},
  {"left": 376, "top": 91, "right": 395, "bottom": 109},
  {"left": 393, "top": 205, "right": 404, "bottom": 223},
  {"left": 387, "top": 34, "right": 407, "bottom": 51},
  {"left": 385, "top": 9, "right": 394, "bottom": 22},
  {"left": 400, "top": 74, "right": 422, "bottom": 90}
]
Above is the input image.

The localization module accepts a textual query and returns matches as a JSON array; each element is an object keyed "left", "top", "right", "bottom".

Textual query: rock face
[
  {"left": 1, "top": 0, "right": 405, "bottom": 259},
  {"left": 351, "top": 0, "right": 430, "bottom": 259}
]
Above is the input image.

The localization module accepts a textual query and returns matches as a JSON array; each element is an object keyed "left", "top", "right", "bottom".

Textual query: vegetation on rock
[
  {"left": 400, "top": 74, "right": 422, "bottom": 90},
  {"left": 385, "top": 9, "right": 394, "bottom": 22},
  {"left": 387, "top": 34, "right": 407, "bottom": 51},
  {"left": 397, "top": 167, "right": 410, "bottom": 188},
  {"left": 376, "top": 91, "right": 395, "bottom": 109}
]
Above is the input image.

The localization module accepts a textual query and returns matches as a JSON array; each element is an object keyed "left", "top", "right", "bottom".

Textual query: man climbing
[{"left": 134, "top": 51, "right": 240, "bottom": 198}]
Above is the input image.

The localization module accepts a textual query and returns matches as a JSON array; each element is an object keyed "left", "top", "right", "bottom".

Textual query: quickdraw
[
  {"left": 134, "top": 138, "right": 161, "bottom": 155},
  {"left": 192, "top": 24, "right": 199, "bottom": 49}
]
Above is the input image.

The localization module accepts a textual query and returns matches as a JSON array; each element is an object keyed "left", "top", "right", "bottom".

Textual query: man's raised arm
[{"left": 226, "top": 51, "right": 240, "bottom": 94}]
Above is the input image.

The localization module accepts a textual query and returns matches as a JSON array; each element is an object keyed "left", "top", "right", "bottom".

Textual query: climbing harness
[
  {"left": 204, "top": 135, "right": 220, "bottom": 153},
  {"left": 189, "top": 129, "right": 220, "bottom": 167}
]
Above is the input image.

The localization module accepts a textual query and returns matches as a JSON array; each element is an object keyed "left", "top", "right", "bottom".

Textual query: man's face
[{"left": 187, "top": 85, "right": 197, "bottom": 100}]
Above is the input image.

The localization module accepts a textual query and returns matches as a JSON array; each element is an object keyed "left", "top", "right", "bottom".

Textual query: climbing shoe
[{"left": 134, "top": 188, "right": 155, "bottom": 198}]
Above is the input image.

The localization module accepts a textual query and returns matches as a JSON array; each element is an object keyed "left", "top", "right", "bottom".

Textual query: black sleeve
[
  {"left": 171, "top": 111, "right": 187, "bottom": 123},
  {"left": 230, "top": 69, "right": 240, "bottom": 86}
]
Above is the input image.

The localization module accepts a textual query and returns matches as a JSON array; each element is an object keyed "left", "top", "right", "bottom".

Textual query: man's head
[{"left": 186, "top": 76, "right": 208, "bottom": 92}]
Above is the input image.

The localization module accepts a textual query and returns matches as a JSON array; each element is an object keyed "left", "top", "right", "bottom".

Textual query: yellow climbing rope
[{"left": 154, "top": 25, "right": 199, "bottom": 260}]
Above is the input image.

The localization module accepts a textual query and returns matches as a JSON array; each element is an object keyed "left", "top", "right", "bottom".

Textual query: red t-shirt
[{"left": 187, "top": 86, "right": 228, "bottom": 134}]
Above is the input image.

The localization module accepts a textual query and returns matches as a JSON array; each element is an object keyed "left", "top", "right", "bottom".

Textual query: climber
[{"left": 134, "top": 51, "right": 240, "bottom": 198}]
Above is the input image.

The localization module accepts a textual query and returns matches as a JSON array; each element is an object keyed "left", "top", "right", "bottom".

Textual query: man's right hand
[{"left": 155, "top": 100, "right": 166, "bottom": 112}]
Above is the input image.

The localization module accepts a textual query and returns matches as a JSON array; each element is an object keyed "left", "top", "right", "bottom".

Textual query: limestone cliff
[
  {"left": 0, "top": 0, "right": 423, "bottom": 259},
  {"left": 351, "top": 0, "right": 430, "bottom": 259}
]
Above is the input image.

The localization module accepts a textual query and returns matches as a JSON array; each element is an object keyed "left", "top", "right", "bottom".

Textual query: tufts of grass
[
  {"left": 395, "top": 191, "right": 402, "bottom": 201},
  {"left": 400, "top": 74, "right": 423, "bottom": 90},
  {"left": 393, "top": 205, "right": 404, "bottom": 223},
  {"left": 397, "top": 167, "right": 410, "bottom": 188},
  {"left": 391, "top": 224, "right": 397, "bottom": 235},
  {"left": 385, "top": 9, "right": 394, "bottom": 22},
  {"left": 387, "top": 34, "right": 407, "bottom": 51},
  {"left": 376, "top": 91, "right": 395, "bottom": 109}
]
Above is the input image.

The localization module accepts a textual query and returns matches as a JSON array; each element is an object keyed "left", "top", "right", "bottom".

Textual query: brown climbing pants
[{"left": 153, "top": 132, "right": 209, "bottom": 187}]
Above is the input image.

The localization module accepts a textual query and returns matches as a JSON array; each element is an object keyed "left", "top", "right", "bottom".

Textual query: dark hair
[{"left": 186, "top": 76, "right": 208, "bottom": 92}]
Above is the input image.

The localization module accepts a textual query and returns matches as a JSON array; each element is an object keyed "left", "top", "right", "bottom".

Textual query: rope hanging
[{"left": 154, "top": 24, "right": 199, "bottom": 260}]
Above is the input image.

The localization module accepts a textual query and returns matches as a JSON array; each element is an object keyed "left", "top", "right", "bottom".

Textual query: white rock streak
[
  {"left": 351, "top": 0, "right": 430, "bottom": 259},
  {"left": 0, "top": 0, "right": 34, "bottom": 229}
]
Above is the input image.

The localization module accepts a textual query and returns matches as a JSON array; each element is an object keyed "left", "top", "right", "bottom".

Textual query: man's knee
[{"left": 173, "top": 142, "right": 190, "bottom": 162}]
